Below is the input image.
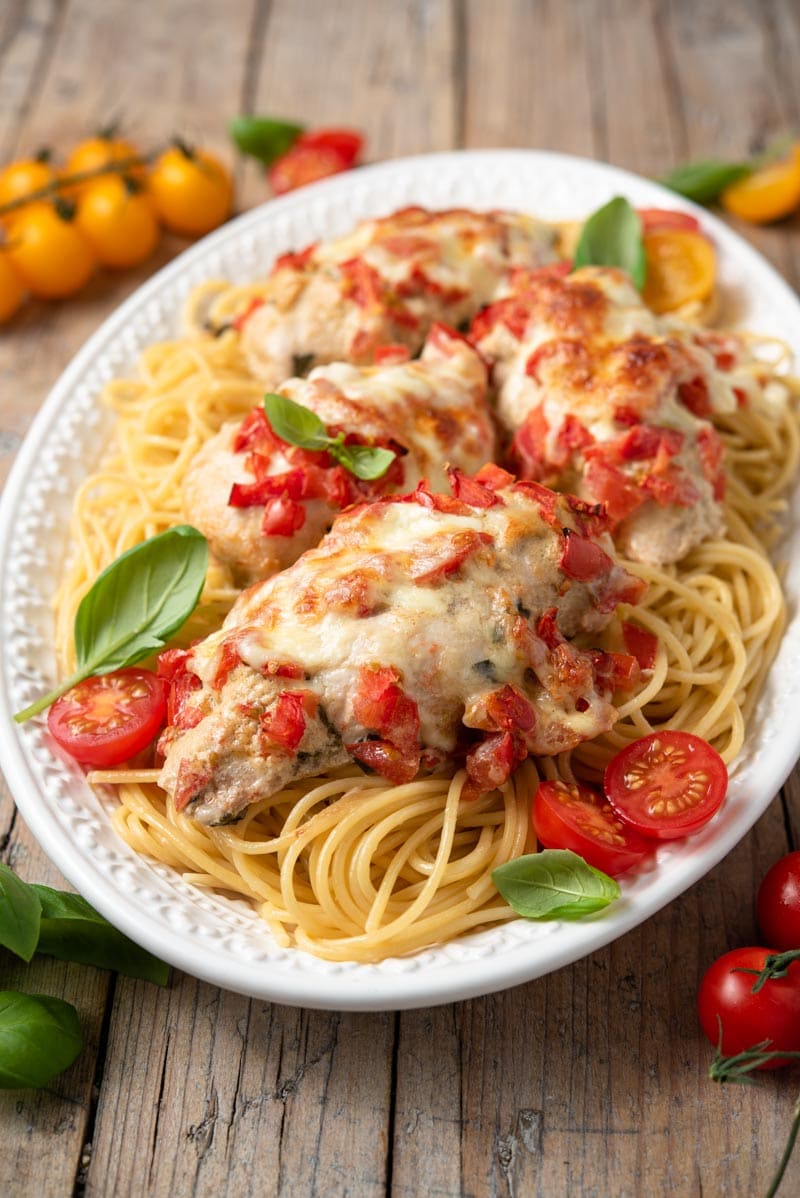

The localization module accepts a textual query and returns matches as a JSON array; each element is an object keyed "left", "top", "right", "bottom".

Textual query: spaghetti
[{"left": 57, "top": 271, "right": 798, "bottom": 963}]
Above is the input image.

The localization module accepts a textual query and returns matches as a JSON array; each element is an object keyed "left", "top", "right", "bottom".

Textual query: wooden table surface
[{"left": 2, "top": 1, "right": 800, "bottom": 1194}]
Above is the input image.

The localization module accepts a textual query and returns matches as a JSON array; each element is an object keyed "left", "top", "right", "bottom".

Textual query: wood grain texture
[{"left": 1, "top": 1, "right": 799, "bottom": 1196}]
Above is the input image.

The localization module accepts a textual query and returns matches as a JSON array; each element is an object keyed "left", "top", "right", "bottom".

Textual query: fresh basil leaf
[
  {"left": 0, "top": 991, "right": 83, "bottom": 1089},
  {"left": 15, "top": 525, "right": 208, "bottom": 722},
  {"left": 0, "top": 864, "right": 41, "bottom": 962},
  {"left": 573, "top": 196, "right": 647, "bottom": 290},
  {"left": 229, "top": 116, "right": 304, "bottom": 165},
  {"left": 264, "top": 392, "right": 330, "bottom": 449},
  {"left": 659, "top": 159, "right": 751, "bottom": 205},
  {"left": 31, "top": 886, "right": 169, "bottom": 985},
  {"left": 333, "top": 442, "right": 396, "bottom": 480},
  {"left": 492, "top": 849, "right": 620, "bottom": 919}
]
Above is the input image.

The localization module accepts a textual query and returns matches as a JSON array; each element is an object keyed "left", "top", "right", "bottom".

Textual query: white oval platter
[{"left": 1, "top": 149, "right": 799, "bottom": 1011}]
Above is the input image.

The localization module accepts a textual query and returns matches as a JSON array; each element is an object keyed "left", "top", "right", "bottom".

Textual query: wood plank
[
  {"left": 84, "top": 2, "right": 458, "bottom": 1192},
  {"left": 0, "top": 2, "right": 258, "bottom": 1196},
  {"left": 88, "top": 976, "right": 394, "bottom": 1197},
  {"left": 238, "top": 0, "right": 458, "bottom": 212},
  {"left": 463, "top": 0, "right": 598, "bottom": 157}
]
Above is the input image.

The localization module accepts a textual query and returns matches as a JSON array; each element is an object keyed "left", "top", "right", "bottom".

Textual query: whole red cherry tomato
[
  {"left": 697, "top": 946, "right": 800, "bottom": 1067},
  {"left": 758, "top": 852, "right": 800, "bottom": 951}
]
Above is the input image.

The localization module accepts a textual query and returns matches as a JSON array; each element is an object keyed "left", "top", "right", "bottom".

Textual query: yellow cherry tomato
[
  {"left": 7, "top": 202, "right": 95, "bottom": 299},
  {"left": 0, "top": 250, "right": 25, "bottom": 322},
  {"left": 721, "top": 148, "right": 800, "bottom": 224},
  {"left": 0, "top": 156, "right": 59, "bottom": 216},
  {"left": 148, "top": 144, "right": 232, "bottom": 237},
  {"left": 76, "top": 175, "right": 159, "bottom": 269},
  {"left": 65, "top": 134, "right": 142, "bottom": 194},
  {"left": 642, "top": 228, "right": 716, "bottom": 314}
]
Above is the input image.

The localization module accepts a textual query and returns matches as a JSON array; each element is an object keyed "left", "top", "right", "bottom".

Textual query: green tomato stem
[{"left": 764, "top": 1094, "right": 800, "bottom": 1198}]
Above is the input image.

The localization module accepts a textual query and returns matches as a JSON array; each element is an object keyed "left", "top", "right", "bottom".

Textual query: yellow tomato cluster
[{"left": 0, "top": 134, "right": 233, "bottom": 322}]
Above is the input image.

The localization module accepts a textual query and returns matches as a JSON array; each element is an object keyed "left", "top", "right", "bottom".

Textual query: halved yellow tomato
[
  {"left": 721, "top": 147, "right": 800, "bottom": 224},
  {"left": 642, "top": 228, "right": 716, "bottom": 314}
]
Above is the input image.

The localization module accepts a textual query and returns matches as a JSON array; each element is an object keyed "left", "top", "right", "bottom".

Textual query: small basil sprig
[
  {"left": 659, "top": 159, "right": 751, "bottom": 205},
  {"left": 14, "top": 524, "right": 208, "bottom": 722},
  {"left": 492, "top": 848, "right": 620, "bottom": 919},
  {"left": 264, "top": 392, "right": 396, "bottom": 480},
  {"left": 229, "top": 115, "right": 304, "bottom": 165},
  {"left": 0, "top": 992, "right": 83, "bottom": 1090},
  {"left": 0, "top": 863, "right": 168, "bottom": 984},
  {"left": 573, "top": 196, "right": 647, "bottom": 290}
]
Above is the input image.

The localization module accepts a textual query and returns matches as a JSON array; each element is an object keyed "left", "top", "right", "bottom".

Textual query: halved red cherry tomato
[
  {"left": 603, "top": 731, "right": 727, "bottom": 839},
  {"left": 697, "top": 947, "right": 800, "bottom": 1066},
  {"left": 532, "top": 779, "right": 650, "bottom": 877},
  {"left": 268, "top": 144, "right": 349, "bottom": 194},
  {"left": 758, "top": 852, "right": 800, "bottom": 951},
  {"left": 47, "top": 668, "right": 168, "bottom": 767},
  {"left": 637, "top": 207, "right": 702, "bottom": 234},
  {"left": 296, "top": 128, "right": 363, "bottom": 167}
]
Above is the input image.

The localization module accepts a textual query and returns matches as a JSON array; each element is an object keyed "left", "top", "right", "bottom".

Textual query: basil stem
[{"left": 14, "top": 525, "right": 208, "bottom": 722}]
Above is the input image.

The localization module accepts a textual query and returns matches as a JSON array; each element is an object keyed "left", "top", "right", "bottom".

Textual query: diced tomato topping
[
  {"left": 260, "top": 690, "right": 317, "bottom": 752},
  {"left": 233, "top": 406, "right": 282, "bottom": 454},
  {"left": 229, "top": 468, "right": 308, "bottom": 508},
  {"left": 339, "top": 256, "right": 385, "bottom": 308},
  {"left": 173, "top": 761, "right": 213, "bottom": 813},
  {"left": 536, "top": 608, "right": 563, "bottom": 650},
  {"left": 408, "top": 480, "right": 473, "bottom": 516},
  {"left": 273, "top": 243, "right": 318, "bottom": 273},
  {"left": 347, "top": 739, "right": 419, "bottom": 785},
  {"left": 614, "top": 404, "right": 643, "bottom": 427},
  {"left": 469, "top": 296, "right": 529, "bottom": 343},
  {"left": 260, "top": 660, "right": 305, "bottom": 679},
  {"left": 622, "top": 621, "right": 659, "bottom": 670},
  {"left": 232, "top": 297, "right": 265, "bottom": 333},
  {"left": 583, "top": 458, "right": 646, "bottom": 524},
  {"left": 509, "top": 407, "right": 551, "bottom": 479},
  {"left": 157, "top": 648, "right": 202, "bottom": 730},
  {"left": 373, "top": 342, "right": 411, "bottom": 365},
  {"left": 558, "top": 414, "right": 595, "bottom": 455},
  {"left": 464, "top": 731, "right": 517, "bottom": 796},
  {"left": 697, "top": 425, "right": 726, "bottom": 499},
  {"left": 565, "top": 494, "right": 610, "bottom": 538},
  {"left": 396, "top": 264, "right": 468, "bottom": 305},
  {"left": 472, "top": 463, "right": 514, "bottom": 491},
  {"left": 511, "top": 479, "right": 560, "bottom": 528},
  {"left": 348, "top": 665, "right": 420, "bottom": 783},
  {"left": 642, "top": 468, "right": 700, "bottom": 508},
  {"left": 212, "top": 641, "right": 242, "bottom": 690},
  {"left": 448, "top": 467, "right": 503, "bottom": 509},
  {"left": 410, "top": 529, "right": 493, "bottom": 584},
  {"left": 261, "top": 494, "right": 307, "bottom": 536},
  {"left": 616, "top": 424, "right": 684, "bottom": 462},
  {"left": 678, "top": 375, "right": 712, "bottom": 417},
  {"left": 589, "top": 650, "right": 640, "bottom": 693},
  {"left": 478, "top": 685, "right": 537, "bottom": 736},
  {"left": 559, "top": 528, "right": 613, "bottom": 581}
]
